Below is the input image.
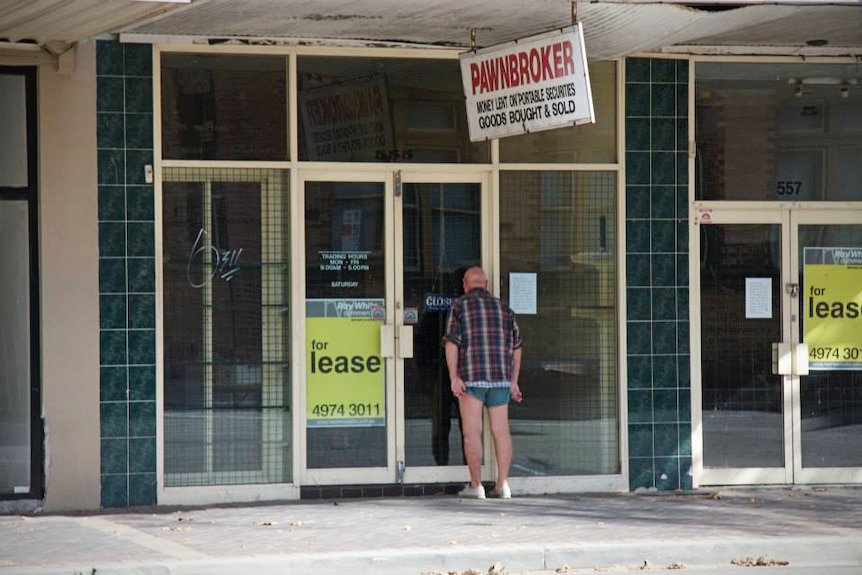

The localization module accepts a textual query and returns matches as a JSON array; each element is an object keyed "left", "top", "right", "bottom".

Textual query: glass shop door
[
  {"left": 301, "top": 170, "right": 488, "bottom": 486},
  {"left": 695, "top": 205, "right": 862, "bottom": 486}
]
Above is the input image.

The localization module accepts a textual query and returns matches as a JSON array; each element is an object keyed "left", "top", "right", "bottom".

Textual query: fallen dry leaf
[{"left": 731, "top": 555, "right": 790, "bottom": 567}]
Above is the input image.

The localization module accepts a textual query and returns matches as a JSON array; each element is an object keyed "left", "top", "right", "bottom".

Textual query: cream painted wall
[{"left": 37, "top": 41, "right": 101, "bottom": 511}]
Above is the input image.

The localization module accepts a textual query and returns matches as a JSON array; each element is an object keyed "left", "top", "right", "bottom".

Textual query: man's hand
[
  {"left": 510, "top": 382, "right": 523, "bottom": 403},
  {"left": 450, "top": 376, "right": 467, "bottom": 398}
]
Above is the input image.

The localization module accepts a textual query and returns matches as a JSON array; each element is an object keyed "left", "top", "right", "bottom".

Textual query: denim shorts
[{"left": 466, "top": 386, "right": 511, "bottom": 407}]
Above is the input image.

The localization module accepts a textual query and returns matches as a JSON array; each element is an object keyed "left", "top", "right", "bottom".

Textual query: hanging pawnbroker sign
[
  {"left": 804, "top": 247, "right": 862, "bottom": 370},
  {"left": 459, "top": 25, "right": 594, "bottom": 142}
]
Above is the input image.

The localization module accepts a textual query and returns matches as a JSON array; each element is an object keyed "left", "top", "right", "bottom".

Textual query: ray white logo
[{"left": 829, "top": 248, "right": 862, "bottom": 265}]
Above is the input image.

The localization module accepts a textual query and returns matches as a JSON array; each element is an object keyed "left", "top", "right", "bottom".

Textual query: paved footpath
[{"left": 1, "top": 487, "right": 861, "bottom": 575}]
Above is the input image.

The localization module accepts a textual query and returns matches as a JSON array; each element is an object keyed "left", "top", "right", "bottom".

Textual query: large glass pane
[
  {"left": 297, "top": 57, "right": 489, "bottom": 163},
  {"left": 696, "top": 62, "right": 862, "bottom": 201},
  {"left": 500, "top": 171, "right": 618, "bottom": 475},
  {"left": 162, "top": 168, "right": 291, "bottom": 486},
  {"left": 402, "top": 183, "right": 481, "bottom": 467},
  {"left": 500, "top": 61, "right": 617, "bottom": 164},
  {"left": 305, "top": 181, "right": 387, "bottom": 468},
  {"left": 799, "top": 225, "right": 862, "bottom": 467},
  {"left": 0, "top": 74, "right": 28, "bottom": 188},
  {"left": 0, "top": 201, "right": 30, "bottom": 494},
  {"left": 161, "top": 54, "right": 288, "bottom": 161},
  {"left": 700, "top": 224, "right": 783, "bottom": 467}
]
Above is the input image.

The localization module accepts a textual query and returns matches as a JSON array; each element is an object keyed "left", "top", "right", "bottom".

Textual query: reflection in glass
[
  {"left": 500, "top": 61, "right": 617, "bottom": 164},
  {"left": 700, "top": 224, "right": 784, "bottom": 468},
  {"left": 304, "top": 181, "right": 387, "bottom": 468},
  {"left": 0, "top": 201, "right": 30, "bottom": 494},
  {"left": 500, "top": 171, "right": 618, "bottom": 476},
  {"left": 696, "top": 62, "right": 862, "bottom": 201},
  {"left": 162, "top": 168, "right": 291, "bottom": 486},
  {"left": 0, "top": 74, "right": 28, "bottom": 187},
  {"left": 297, "top": 57, "right": 489, "bottom": 163},
  {"left": 402, "top": 183, "right": 481, "bottom": 467},
  {"left": 799, "top": 225, "right": 862, "bottom": 467},
  {"left": 161, "top": 54, "right": 287, "bottom": 161}
]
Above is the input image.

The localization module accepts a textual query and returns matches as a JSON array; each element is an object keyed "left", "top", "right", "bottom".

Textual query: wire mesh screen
[
  {"left": 500, "top": 171, "right": 619, "bottom": 476},
  {"left": 162, "top": 167, "right": 291, "bottom": 486}
]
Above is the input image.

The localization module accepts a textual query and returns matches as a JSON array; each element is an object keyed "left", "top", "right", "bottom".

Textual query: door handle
[
  {"left": 380, "top": 324, "right": 395, "bottom": 358},
  {"left": 772, "top": 342, "right": 809, "bottom": 376},
  {"left": 794, "top": 343, "right": 809, "bottom": 376},
  {"left": 398, "top": 325, "right": 414, "bottom": 359},
  {"left": 772, "top": 342, "right": 791, "bottom": 375}
]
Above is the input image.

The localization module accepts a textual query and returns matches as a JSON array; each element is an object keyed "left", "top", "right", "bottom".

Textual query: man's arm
[
  {"left": 444, "top": 341, "right": 466, "bottom": 398},
  {"left": 510, "top": 347, "right": 523, "bottom": 403}
]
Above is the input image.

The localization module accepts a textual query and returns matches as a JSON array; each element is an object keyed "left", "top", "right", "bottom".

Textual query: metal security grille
[
  {"left": 162, "top": 167, "right": 291, "bottom": 486},
  {"left": 500, "top": 170, "right": 619, "bottom": 476}
]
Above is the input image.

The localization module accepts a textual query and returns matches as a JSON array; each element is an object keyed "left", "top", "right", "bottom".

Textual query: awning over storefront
[
  {"left": 2, "top": 1, "right": 862, "bottom": 59},
  {"left": 0, "top": 0, "right": 187, "bottom": 54}
]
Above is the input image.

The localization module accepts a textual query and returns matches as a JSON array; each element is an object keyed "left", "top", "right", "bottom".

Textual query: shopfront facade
[
  {"left": 4, "top": 1, "right": 862, "bottom": 511},
  {"left": 147, "top": 45, "right": 624, "bottom": 505}
]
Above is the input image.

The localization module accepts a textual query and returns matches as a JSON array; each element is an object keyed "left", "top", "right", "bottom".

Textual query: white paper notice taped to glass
[
  {"left": 509, "top": 272, "right": 537, "bottom": 315},
  {"left": 459, "top": 25, "right": 595, "bottom": 141},
  {"left": 745, "top": 277, "right": 772, "bottom": 319}
]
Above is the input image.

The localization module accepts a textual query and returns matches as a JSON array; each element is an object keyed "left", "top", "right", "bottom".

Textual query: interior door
[
  {"left": 301, "top": 171, "right": 487, "bottom": 486},
  {"left": 695, "top": 205, "right": 862, "bottom": 486}
]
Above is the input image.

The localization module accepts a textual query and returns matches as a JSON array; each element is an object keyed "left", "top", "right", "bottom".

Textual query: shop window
[
  {"left": 297, "top": 57, "right": 489, "bottom": 163},
  {"left": 500, "top": 61, "right": 617, "bottom": 164},
  {"left": 0, "top": 67, "right": 39, "bottom": 499},
  {"left": 696, "top": 61, "right": 862, "bottom": 201},
  {"left": 161, "top": 54, "right": 288, "bottom": 161},
  {"left": 0, "top": 74, "right": 28, "bottom": 187},
  {"left": 162, "top": 167, "right": 291, "bottom": 486},
  {"left": 500, "top": 171, "right": 619, "bottom": 476}
]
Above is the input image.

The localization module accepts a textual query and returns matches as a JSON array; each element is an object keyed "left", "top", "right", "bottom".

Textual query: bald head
[{"left": 462, "top": 266, "right": 488, "bottom": 292}]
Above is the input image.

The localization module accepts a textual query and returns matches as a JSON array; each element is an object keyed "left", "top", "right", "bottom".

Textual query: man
[{"left": 443, "top": 266, "right": 522, "bottom": 499}]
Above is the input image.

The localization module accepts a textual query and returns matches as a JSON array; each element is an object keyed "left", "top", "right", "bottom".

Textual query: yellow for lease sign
[
  {"left": 306, "top": 316, "right": 385, "bottom": 427},
  {"left": 804, "top": 247, "right": 862, "bottom": 370}
]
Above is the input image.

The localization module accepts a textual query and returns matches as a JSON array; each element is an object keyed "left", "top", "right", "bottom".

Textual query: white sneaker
[
  {"left": 457, "top": 484, "right": 486, "bottom": 499},
  {"left": 490, "top": 483, "right": 511, "bottom": 499}
]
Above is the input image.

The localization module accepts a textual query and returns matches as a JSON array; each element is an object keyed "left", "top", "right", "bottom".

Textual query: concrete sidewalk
[{"left": 1, "top": 486, "right": 861, "bottom": 575}]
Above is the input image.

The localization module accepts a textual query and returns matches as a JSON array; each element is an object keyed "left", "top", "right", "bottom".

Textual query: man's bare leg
[
  {"left": 487, "top": 404, "right": 512, "bottom": 490},
  {"left": 458, "top": 393, "right": 484, "bottom": 487}
]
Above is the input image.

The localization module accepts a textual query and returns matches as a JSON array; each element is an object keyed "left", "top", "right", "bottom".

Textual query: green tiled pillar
[
  {"left": 96, "top": 40, "right": 157, "bottom": 508},
  {"left": 625, "top": 57, "right": 692, "bottom": 491}
]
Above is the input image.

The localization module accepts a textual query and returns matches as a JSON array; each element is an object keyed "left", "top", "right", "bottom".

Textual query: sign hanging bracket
[
  {"left": 572, "top": 1, "right": 578, "bottom": 25},
  {"left": 470, "top": 28, "right": 477, "bottom": 51}
]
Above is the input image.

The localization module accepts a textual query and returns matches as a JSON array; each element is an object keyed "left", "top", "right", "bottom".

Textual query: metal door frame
[
  {"left": 297, "top": 168, "right": 491, "bottom": 486},
  {"left": 692, "top": 201, "right": 862, "bottom": 487}
]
